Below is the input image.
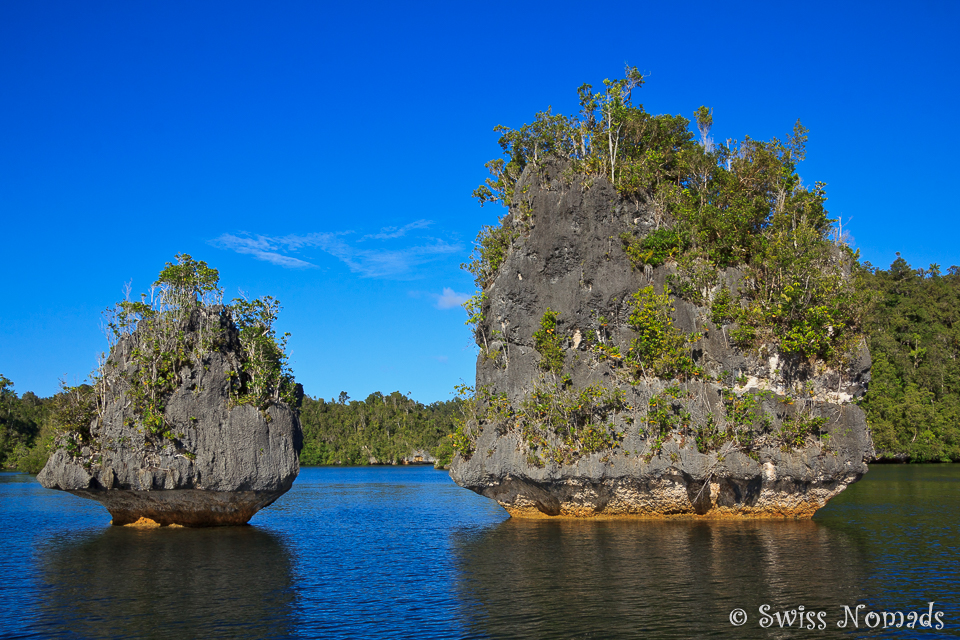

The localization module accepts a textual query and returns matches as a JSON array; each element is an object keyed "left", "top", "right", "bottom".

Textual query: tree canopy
[{"left": 469, "top": 67, "right": 863, "bottom": 368}]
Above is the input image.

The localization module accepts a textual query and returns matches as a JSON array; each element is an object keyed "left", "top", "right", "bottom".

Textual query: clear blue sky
[{"left": 2, "top": 1, "right": 957, "bottom": 402}]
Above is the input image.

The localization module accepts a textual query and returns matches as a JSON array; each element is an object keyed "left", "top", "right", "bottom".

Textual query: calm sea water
[{"left": 0, "top": 464, "right": 958, "bottom": 639}]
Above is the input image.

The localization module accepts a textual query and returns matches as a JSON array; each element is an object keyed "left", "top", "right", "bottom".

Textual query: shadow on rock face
[
  {"left": 452, "top": 518, "right": 870, "bottom": 640},
  {"left": 36, "top": 526, "right": 296, "bottom": 639}
]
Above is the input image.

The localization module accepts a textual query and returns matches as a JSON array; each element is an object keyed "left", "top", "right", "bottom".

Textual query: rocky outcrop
[
  {"left": 451, "top": 159, "right": 874, "bottom": 519},
  {"left": 365, "top": 450, "right": 438, "bottom": 465},
  {"left": 39, "top": 307, "right": 303, "bottom": 526},
  {"left": 401, "top": 449, "right": 437, "bottom": 465}
]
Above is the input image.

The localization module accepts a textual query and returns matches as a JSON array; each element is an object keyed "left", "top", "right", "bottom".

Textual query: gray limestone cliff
[
  {"left": 450, "top": 159, "right": 874, "bottom": 519},
  {"left": 38, "top": 306, "right": 303, "bottom": 526}
]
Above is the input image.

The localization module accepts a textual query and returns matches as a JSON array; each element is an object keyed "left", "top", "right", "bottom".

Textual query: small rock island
[
  {"left": 39, "top": 255, "right": 303, "bottom": 526},
  {"left": 451, "top": 69, "right": 874, "bottom": 519}
]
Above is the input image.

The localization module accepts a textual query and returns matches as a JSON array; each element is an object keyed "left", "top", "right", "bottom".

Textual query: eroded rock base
[
  {"left": 477, "top": 474, "right": 861, "bottom": 520},
  {"left": 67, "top": 489, "right": 287, "bottom": 527}
]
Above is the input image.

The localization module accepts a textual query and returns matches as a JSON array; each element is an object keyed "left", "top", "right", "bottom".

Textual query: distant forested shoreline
[
  {"left": 859, "top": 257, "right": 960, "bottom": 461},
  {"left": 3, "top": 256, "right": 959, "bottom": 472},
  {"left": 298, "top": 391, "right": 459, "bottom": 468}
]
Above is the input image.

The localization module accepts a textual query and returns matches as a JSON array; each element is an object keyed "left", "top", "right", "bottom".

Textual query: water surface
[{"left": 0, "top": 465, "right": 957, "bottom": 638}]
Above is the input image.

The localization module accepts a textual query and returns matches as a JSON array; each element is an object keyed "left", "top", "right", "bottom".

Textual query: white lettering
[
  {"left": 881, "top": 611, "right": 903, "bottom": 628},
  {"left": 838, "top": 605, "right": 864, "bottom": 628},
  {"left": 758, "top": 604, "right": 772, "bottom": 628},
  {"left": 906, "top": 611, "right": 918, "bottom": 629}
]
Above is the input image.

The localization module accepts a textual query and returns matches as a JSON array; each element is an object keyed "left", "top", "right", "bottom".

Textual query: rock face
[
  {"left": 401, "top": 449, "right": 437, "bottom": 465},
  {"left": 450, "top": 160, "right": 874, "bottom": 519},
  {"left": 38, "top": 307, "right": 303, "bottom": 526}
]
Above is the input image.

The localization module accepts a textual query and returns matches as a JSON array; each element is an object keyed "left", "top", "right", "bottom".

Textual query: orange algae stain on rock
[
  {"left": 122, "top": 517, "right": 162, "bottom": 527},
  {"left": 502, "top": 502, "right": 822, "bottom": 520},
  {"left": 111, "top": 516, "right": 190, "bottom": 528}
]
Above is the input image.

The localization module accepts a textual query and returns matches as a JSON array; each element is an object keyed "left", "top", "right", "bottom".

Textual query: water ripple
[{"left": 1, "top": 464, "right": 958, "bottom": 638}]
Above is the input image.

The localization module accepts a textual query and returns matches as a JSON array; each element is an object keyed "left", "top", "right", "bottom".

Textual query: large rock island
[
  {"left": 39, "top": 255, "right": 303, "bottom": 526},
  {"left": 451, "top": 71, "right": 874, "bottom": 518}
]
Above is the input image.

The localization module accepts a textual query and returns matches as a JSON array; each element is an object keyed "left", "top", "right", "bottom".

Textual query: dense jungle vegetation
[
  {"left": 0, "top": 375, "right": 55, "bottom": 473},
  {"left": 298, "top": 391, "right": 460, "bottom": 467},
  {"left": 859, "top": 259, "right": 960, "bottom": 461}
]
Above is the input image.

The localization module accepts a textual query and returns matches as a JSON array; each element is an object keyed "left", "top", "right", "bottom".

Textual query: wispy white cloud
[
  {"left": 210, "top": 233, "right": 321, "bottom": 269},
  {"left": 342, "top": 241, "right": 462, "bottom": 279},
  {"left": 433, "top": 355, "right": 449, "bottom": 364},
  {"left": 361, "top": 219, "right": 432, "bottom": 241},
  {"left": 435, "top": 287, "right": 471, "bottom": 309},
  {"left": 211, "top": 223, "right": 462, "bottom": 279}
]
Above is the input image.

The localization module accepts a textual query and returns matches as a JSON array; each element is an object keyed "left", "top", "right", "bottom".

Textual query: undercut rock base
[{"left": 65, "top": 489, "right": 290, "bottom": 527}]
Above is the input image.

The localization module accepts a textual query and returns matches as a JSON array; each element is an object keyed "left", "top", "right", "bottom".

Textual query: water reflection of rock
[
  {"left": 454, "top": 519, "right": 870, "bottom": 639},
  {"left": 38, "top": 526, "right": 296, "bottom": 639}
]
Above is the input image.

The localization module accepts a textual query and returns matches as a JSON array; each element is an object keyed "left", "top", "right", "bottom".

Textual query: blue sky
[{"left": 2, "top": 0, "right": 958, "bottom": 402}]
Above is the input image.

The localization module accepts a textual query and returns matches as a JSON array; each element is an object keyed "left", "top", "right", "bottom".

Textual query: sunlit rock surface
[{"left": 451, "top": 160, "right": 874, "bottom": 519}]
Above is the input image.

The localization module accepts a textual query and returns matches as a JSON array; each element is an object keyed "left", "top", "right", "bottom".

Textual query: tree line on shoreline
[
  {"left": 859, "top": 257, "right": 960, "bottom": 461},
  {"left": 298, "top": 391, "right": 459, "bottom": 467},
  {"left": 2, "top": 256, "right": 959, "bottom": 472}
]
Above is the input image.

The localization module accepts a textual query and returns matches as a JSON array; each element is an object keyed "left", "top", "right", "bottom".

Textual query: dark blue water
[{"left": 0, "top": 465, "right": 958, "bottom": 638}]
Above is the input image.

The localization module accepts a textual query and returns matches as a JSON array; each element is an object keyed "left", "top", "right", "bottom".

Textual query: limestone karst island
[
  {"left": 449, "top": 68, "right": 874, "bottom": 519},
  {"left": 37, "top": 256, "right": 303, "bottom": 526}
]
